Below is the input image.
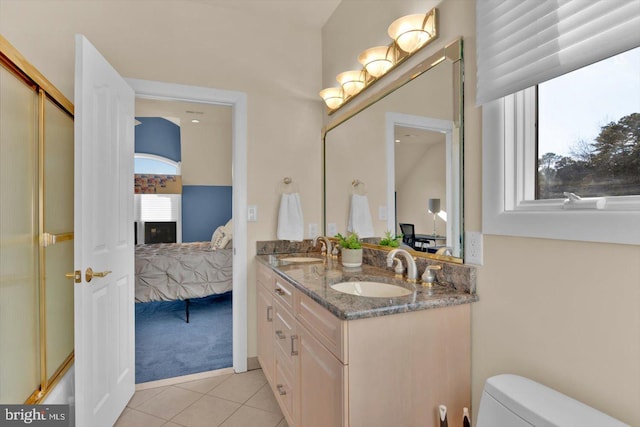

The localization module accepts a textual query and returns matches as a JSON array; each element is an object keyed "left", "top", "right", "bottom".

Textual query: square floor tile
[
  {"left": 208, "top": 370, "right": 267, "bottom": 404},
  {"left": 114, "top": 408, "right": 166, "bottom": 427},
  {"left": 170, "top": 394, "right": 241, "bottom": 427},
  {"left": 244, "top": 384, "right": 282, "bottom": 415},
  {"left": 219, "top": 406, "right": 283, "bottom": 427},
  {"left": 175, "top": 374, "right": 233, "bottom": 394},
  {"left": 128, "top": 386, "right": 168, "bottom": 409},
  {"left": 136, "top": 386, "right": 202, "bottom": 420}
]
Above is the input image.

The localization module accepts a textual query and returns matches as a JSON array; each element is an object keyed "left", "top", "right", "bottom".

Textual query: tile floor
[{"left": 115, "top": 369, "right": 289, "bottom": 427}]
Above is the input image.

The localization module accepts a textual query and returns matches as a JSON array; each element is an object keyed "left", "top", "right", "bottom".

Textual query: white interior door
[{"left": 74, "top": 34, "right": 135, "bottom": 426}]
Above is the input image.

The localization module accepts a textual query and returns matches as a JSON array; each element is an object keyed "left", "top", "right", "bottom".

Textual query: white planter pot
[{"left": 341, "top": 248, "right": 363, "bottom": 267}]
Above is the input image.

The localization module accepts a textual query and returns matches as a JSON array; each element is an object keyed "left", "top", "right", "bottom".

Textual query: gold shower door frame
[{"left": 0, "top": 36, "right": 75, "bottom": 404}]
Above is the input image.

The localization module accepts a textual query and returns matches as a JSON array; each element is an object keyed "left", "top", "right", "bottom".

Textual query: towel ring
[
  {"left": 279, "top": 177, "right": 299, "bottom": 194},
  {"left": 351, "top": 179, "right": 367, "bottom": 195}
]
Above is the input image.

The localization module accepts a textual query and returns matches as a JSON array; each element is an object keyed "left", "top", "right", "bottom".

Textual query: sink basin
[
  {"left": 330, "top": 281, "right": 412, "bottom": 298},
  {"left": 279, "top": 256, "right": 323, "bottom": 263}
]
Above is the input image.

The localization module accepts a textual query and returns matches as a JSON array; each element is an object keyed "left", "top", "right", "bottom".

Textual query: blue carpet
[{"left": 135, "top": 292, "right": 233, "bottom": 383}]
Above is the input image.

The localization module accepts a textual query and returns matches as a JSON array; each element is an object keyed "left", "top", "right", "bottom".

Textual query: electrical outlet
[
  {"left": 247, "top": 205, "right": 257, "bottom": 222},
  {"left": 327, "top": 222, "right": 337, "bottom": 236},
  {"left": 465, "top": 231, "right": 483, "bottom": 265},
  {"left": 308, "top": 223, "right": 319, "bottom": 239}
]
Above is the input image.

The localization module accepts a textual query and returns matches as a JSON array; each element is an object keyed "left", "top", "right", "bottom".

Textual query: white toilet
[{"left": 476, "top": 374, "right": 629, "bottom": 427}]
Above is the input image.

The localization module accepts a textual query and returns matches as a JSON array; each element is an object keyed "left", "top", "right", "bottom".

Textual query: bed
[{"left": 135, "top": 241, "right": 233, "bottom": 321}]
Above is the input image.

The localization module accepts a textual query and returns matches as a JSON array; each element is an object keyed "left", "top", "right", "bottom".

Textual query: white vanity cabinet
[{"left": 256, "top": 262, "right": 471, "bottom": 427}]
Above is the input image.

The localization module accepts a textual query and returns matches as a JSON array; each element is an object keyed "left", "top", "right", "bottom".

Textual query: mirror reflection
[{"left": 323, "top": 39, "right": 463, "bottom": 260}]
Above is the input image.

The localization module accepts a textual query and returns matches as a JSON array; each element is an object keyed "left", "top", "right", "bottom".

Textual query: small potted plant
[
  {"left": 379, "top": 231, "right": 402, "bottom": 248},
  {"left": 335, "top": 232, "right": 363, "bottom": 267}
]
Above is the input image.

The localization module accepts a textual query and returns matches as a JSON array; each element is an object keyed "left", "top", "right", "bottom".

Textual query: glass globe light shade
[
  {"left": 388, "top": 14, "right": 433, "bottom": 53},
  {"left": 336, "top": 70, "right": 366, "bottom": 96},
  {"left": 319, "top": 87, "right": 344, "bottom": 109},
  {"left": 358, "top": 46, "right": 394, "bottom": 78}
]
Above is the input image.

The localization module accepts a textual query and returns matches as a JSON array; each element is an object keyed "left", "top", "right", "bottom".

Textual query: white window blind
[
  {"left": 476, "top": 0, "right": 640, "bottom": 105},
  {"left": 135, "top": 194, "right": 181, "bottom": 221}
]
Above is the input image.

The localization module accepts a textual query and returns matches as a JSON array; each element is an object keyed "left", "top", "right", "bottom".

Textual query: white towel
[
  {"left": 277, "top": 193, "right": 304, "bottom": 241},
  {"left": 347, "top": 194, "right": 374, "bottom": 238}
]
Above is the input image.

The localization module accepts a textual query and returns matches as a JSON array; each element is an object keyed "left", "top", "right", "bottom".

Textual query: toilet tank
[{"left": 476, "top": 374, "right": 629, "bottom": 427}]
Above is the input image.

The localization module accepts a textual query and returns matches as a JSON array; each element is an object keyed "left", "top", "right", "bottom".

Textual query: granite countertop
[{"left": 256, "top": 253, "right": 478, "bottom": 321}]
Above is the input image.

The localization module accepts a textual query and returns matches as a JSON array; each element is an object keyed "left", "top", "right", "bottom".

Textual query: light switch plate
[
  {"left": 308, "top": 223, "right": 319, "bottom": 239},
  {"left": 327, "top": 222, "right": 337, "bottom": 236},
  {"left": 248, "top": 205, "right": 257, "bottom": 222},
  {"left": 465, "top": 231, "right": 483, "bottom": 265},
  {"left": 378, "top": 205, "right": 387, "bottom": 221}
]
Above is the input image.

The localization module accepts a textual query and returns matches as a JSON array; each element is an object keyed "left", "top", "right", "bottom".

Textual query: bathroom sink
[
  {"left": 330, "top": 281, "right": 412, "bottom": 298},
  {"left": 279, "top": 256, "right": 323, "bottom": 263}
]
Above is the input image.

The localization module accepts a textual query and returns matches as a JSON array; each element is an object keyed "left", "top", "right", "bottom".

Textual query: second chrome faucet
[{"left": 386, "top": 248, "right": 418, "bottom": 283}]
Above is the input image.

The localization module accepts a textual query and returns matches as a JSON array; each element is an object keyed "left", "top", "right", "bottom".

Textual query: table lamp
[{"left": 428, "top": 198, "right": 440, "bottom": 236}]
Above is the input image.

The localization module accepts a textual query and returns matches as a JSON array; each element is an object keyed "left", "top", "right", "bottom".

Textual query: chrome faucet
[
  {"left": 386, "top": 248, "right": 418, "bottom": 283},
  {"left": 313, "top": 236, "right": 333, "bottom": 257}
]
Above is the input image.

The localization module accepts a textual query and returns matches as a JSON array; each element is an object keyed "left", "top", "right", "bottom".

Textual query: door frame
[
  {"left": 385, "top": 112, "right": 454, "bottom": 249},
  {"left": 126, "top": 78, "right": 248, "bottom": 372}
]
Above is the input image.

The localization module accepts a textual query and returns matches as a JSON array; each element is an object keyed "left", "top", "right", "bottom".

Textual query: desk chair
[{"left": 399, "top": 223, "right": 416, "bottom": 249}]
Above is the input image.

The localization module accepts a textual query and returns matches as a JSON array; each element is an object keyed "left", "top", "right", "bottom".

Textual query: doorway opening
[
  {"left": 127, "top": 78, "right": 248, "bottom": 383},
  {"left": 133, "top": 98, "right": 234, "bottom": 383}
]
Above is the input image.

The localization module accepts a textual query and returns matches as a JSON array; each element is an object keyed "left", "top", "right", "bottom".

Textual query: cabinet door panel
[
  {"left": 299, "top": 324, "right": 346, "bottom": 427},
  {"left": 257, "top": 282, "right": 275, "bottom": 383}
]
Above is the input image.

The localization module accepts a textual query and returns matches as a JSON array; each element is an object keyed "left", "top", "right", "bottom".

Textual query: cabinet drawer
[
  {"left": 273, "top": 299, "right": 298, "bottom": 366},
  {"left": 274, "top": 276, "right": 295, "bottom": 310},
  {"left": 257, "top": 263, "right": 274, "bottom": 287},
  {"left": 296, "top": 292, "right": 347, "bottom": 363},
  {"left": 274, "top": 352, "right": 296, "bottom": 426}
]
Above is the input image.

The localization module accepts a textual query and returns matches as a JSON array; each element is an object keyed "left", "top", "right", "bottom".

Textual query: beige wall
[
  {"left": 396, "top": 141, "right": 446, "bottom": 236},
  {"left": 324, "top": 0, "right": 639, "bottom": 425},
  {"left": 0, "top": 0, "right": 324, "bottom": 359},
  {"left": 181, "top": 107, "right": 233, "bottom": 186}
]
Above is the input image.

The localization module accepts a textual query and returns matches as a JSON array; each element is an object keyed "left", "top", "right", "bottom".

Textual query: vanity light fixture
[
  {"left": 319, "top": 7, "right": 437, "bottom": 113},
  {"left": 388, "top": 12, "right": 436, "bottom": 53},
  {"left": 336, "top": 70, "right": 366, "bottom": 96}
]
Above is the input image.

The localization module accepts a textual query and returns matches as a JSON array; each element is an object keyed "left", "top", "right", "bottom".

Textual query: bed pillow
[{"left": 211, "top": 226, "right": 231, "bottom": 250}]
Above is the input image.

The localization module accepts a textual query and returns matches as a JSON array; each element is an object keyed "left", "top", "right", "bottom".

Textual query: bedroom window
[
  {"left": 134, "top": 153, "right": 181, "bottom": 175},
  {"left": 478, "top": 0, "right": 640, "bottom": 245},
  {"left": 134, "top": 153, "right": 182, "bottom": 243}
]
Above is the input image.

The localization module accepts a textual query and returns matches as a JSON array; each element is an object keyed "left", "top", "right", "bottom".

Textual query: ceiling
[
  {"left": 184, "top": 0, "right": 342, "bottom": 29},
  {"left": 135, "top": 98, "right": 231, "bottom": 127}
]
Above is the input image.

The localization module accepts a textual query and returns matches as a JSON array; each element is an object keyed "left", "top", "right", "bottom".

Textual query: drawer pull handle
[
  {"left": 276, "top": 330, "right": 286, "bottom": 340},
  {"left": 275, "top": 288, "right": 286, "bottom": 296},
  {"left": 276, "top": 384, "right": 287, "bottom": 396},
  {"left": 291, "top": 334, "right": 299, "bottom": 356},
  {"left": 266, "top": 306, "right": 273, "bottom": 322}
]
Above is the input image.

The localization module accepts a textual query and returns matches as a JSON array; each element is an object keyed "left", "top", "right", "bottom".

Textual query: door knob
[{"left": 85, "top": 267, "right": 112, "bottom": 282}]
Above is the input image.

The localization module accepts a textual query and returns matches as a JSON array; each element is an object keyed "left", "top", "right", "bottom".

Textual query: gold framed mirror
[{"left": 322, "top": 38, "right": 464, "bottom": 262}]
